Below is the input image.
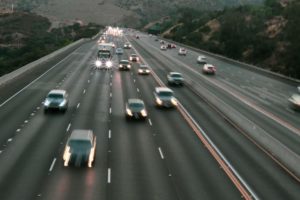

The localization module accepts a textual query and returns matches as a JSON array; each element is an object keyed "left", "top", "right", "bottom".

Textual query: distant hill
[
  {"left": 162, "top": 0, "right": 300, "bottom": 78},
  {"left": 0, "top": 0, "right": 263, "bottom": 27}
]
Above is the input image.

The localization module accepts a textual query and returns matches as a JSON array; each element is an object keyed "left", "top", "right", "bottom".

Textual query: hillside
[
  {"left": 0, "top": 12, "right": 102, "bottom": 76},
  {"left": 1, "top": 0, "right": 262, "bottom": 27},
  {"left": 162, "top": 0, "right": 300, "bottom": 78}
]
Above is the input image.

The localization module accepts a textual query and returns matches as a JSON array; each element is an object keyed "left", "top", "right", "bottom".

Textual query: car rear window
[{"left": 158, "top": 91, "right": 173, "bottom": 97}]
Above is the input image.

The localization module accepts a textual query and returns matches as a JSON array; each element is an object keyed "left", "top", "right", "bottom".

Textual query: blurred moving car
[
  {"left": 115, "top": 48, "right": 124, "bottom": 55},
  {"left": 154, "top": 87, "right": 177, "bottom": 108},
  {"left": 167, "top": 72, "right": 184, "bottom": 86},
  {"left": 289, "top": 93, "right": 300, "bottom": 110},
  {"left": 119, "top": 60, "right": 131, "bottom": 70},
  {"left": 124, "top": 42, "right": 132, "bottom": 49},
  {"left": 197, "top": 55, "right": 207, "bottom": 64},
  {"left": 178, "top": 48, "right": 187, "bottom": 56},
  {"left": 160, "top": 45, "right": 167, "bottom": 50},
  {"left": 138, "top": 64, "right": 150, "bottom": 75},
  {"left": 63, "top": 129, "right": 96, "bottom": 168},
  {"left": 202, "top": 64, "right": 216, "bottom": 75},
  {"left": 129, "top": 54, "right": 139, "bottom": 62},
  {"left": 125, "top": 98, "right": 148, "bottom": 120},
  {"left": 44, "top": 90, "right": 68, "bottom": 113}
]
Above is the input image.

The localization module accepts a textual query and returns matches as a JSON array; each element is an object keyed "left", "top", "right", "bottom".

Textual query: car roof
[
  {"left": 120, "top": 59, "right": 129, "bottom": 62},
  {"left": 155, "top": 87, "right": 173, "bottom": 93},
  {"left": 69, "top": 129, "right": 94, "bottom": 142},
  {"left": 204, "top": 64, "right": 214, "bottom": 67},
  {"left": 169, "top": 72, "right": 182, "bottom": 76},
  {"left": 128, "top": 98, "right": 144, "bottom": 105},
  {"left": 291, "top": 94, "right": 300, "bottom": 103},
  {"left": 49, "top": 89, "right": 66, "bottom": 95}
]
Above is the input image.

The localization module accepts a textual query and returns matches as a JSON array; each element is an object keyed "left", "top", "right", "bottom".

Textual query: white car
[
  {"left": 119, "top": 60, "right": 131, "bottom": 70},
  {"left": 202, "top": 64, "right": 216, "bottom": 75},
  {"left": 167, "top": 72, "right": 184, "bottom": 86},
  {"left": 138, "top": 64, "right": 150, "bottom": 75},
  {"left": 124, "top": 42, "right": 132, "bottom": 49},
  {"left": 178, "top": 48, "right": 187, "bottom": 56},
  {"left": 63, "top": 130, "right": 96, "bottom": 168},
  {"left": 125, "top": 98, "right": 147, "bottom": 120},
  {"left": 154, "top": 87, "right": 177, "bottom": 108},
  {"left": 197, "top": 55, "right": 207, "bottom": 64},
  {"left": 289, "top": 94, "right": 300, "bottom": 110},
  {"left": 44, "top": 90, "right": 68, "bottom": 113},
  {"left": 160, "top": 45, "right": 167, "bottom": 50},
  {"left": 115, "top": 48, "right": 124, "bottom": 55},
  {"left": 129, "top": 54, "right": 139, "bottom": 62}
]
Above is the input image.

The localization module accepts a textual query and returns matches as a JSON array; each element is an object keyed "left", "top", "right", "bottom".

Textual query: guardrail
[
  {"left": 162, "top": 37, "right": 300, "bottom": 85},
  {"left": 0, "top": 38, "right": 88, "bottom": 87}
]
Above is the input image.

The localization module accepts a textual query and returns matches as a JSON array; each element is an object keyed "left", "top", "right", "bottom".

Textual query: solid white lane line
[
  {"left": 77, "top": 103, "right": 80, "bottom": 109},
  {"left": 108, "top": 130, "right": 111, "bottom": 139},
  {"left": 148, "top": 119, "right": 152, "bottom": 126},
  {"left": 158, "top": 147, "right": 164, "bottom": 159},
  {"left": 66, "top": 123, "right": 71, "bottom": 132},
  {"left": 49, "top": 158, "right": 57, "bottom": 172},
  {"left": 108, "top": 168, "right": 111, "bottom": 183},
  {"left": 0, "top": 50, "right": 76, "bottom": 108}
]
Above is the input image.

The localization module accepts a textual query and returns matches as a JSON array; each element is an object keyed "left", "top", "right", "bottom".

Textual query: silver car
[
  {"left": 289, "top": 93, "right": 300, "bottom": 110},
  {"left": 125, "top": 98, "right": 148, "bottom": 120},
  {"left": 63, "top": 129, "right": 96, "bottom": 168},
  {"left": 167, "top": 72, "right": 184, "bottom": 86},
  {"left": 44, "top": 89, "right": 68, "bottom": 113},
  {"left": 154, "top": 87, "right": 177, "bottom": 108}
]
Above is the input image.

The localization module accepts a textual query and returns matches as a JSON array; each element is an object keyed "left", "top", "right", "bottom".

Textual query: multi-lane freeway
[{"left": 0, "top": 30, "right": 300, "bottom": 200}]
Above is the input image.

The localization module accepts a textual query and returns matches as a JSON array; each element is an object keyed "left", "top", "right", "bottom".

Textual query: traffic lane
[
  {"left": 0, "top": 45, "right": 97, "bottom": 200},
  {"left": 132, "top": 39, "right": 300, "bottom": 155},
  {"left": 169, "top": 84, "right": 300, "bottom": 199},
  {"left": 138, "top": 37, "right": 300, "bottom": 129},
  {"left": 37, "top": 71, "right": 112, "bottom": 200},
  {"left": 108, "top": 70, "right": 178, "bottom": 200},
  {"left": 132, "top": 65, "right": 242, "bottom": 199},
  {"left": 0, "top": 42, "right": 97, "bottom": 147}
]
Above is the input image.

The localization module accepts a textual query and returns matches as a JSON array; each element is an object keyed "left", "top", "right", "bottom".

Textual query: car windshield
[
  {"left": 120, "top": 61, "right": 129, "bottom": 64},
  {"left": 69, "top": 140, "right": 92, "bottom": 150},
  {"left": 140, "top": 65, "right": 148, "bottom": 69},
  {"left": 171, "top": 74, "right": 182, "bottom": 78},
  {"left": 48, "top": 93, "right": 63, "bottom": 99},
  {"left": 158, "top": 91, "right": 173, "bottom": 97},
  {"left": 129, "top": 103, "right": 144, "bottom": 109},
  {"left": 98, "top": 52, "right": 111, "bottom": 58}
]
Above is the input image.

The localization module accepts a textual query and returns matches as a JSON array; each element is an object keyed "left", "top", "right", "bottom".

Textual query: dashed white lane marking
[
  {"left": 77, "top": 103, "right": 80, "bottom": 109},
  {"left": 137, "top": 88, "right": 140, "bottom": 93},
  {"left": 108, "top": 130, "right": 111, "bottom": 139},
  {"left": 49, "top": 158, "right": 57, "bottom": 172},
  {"left": 83, "top": 89, "right": 86, "bottom": 94},
  {"left": 108, "top": 168, "right": 111, "bottom": 183},
  {"left": 37, "top": 107, "right": 40, "bottom": 110},
  {"left": 88, "top": 80, "right": 90, "bottom": 83},
  {"left": 24, "top": 120, "right": 29, "bottom": 124},
  {"left": 158, "top": 147, "right": 164, "bottom": 159},
  {"left": 7, "top": 138, "right": 13, "bottom": 142},
  {"left": 148, "top": 119, "right": 152, "bottom": 126},
  {"left": 110, "top": 93, "right": 112, "bottom": 98},
  {"left": 66, "top": 123, "right": 71, "bottom": 132},
  {"left": 134, "top": 79, "right": 136, "bottom": 83},
  {"left": 110, "top": 82, "right": 112, "bottom": 86},
  {"left": 109, "top": 108, "right": 112, "bottom": 114},
  {"left": 16, "top": 129, "right": 21, "bottom": 132},
  {"left": 31, "top": 113, "right": 35, "bottom": 116}
]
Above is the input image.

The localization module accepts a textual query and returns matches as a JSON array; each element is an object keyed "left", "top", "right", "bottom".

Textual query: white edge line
[
  {"left": 148, "top": 119, "right": 152, "bottom": 126},
  {"left": 66, "top": 123, "right": 71, "bottom": 132},
  {"left": 77, "top": 103, "right": 80, "bottom": 109},
  {"left": 158, "top": 147, "right": 164, "bottom": 159},
  {"left": 0, "top": 50, "right": 76, "bottom": 107},
  {"left": 49, "top": 158, "right": 57, "bottom": 172}
]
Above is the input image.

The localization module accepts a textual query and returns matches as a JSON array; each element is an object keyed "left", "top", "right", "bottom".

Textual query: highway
[{"left": 0, "top": 31, "right": 299, "bottom": 200}]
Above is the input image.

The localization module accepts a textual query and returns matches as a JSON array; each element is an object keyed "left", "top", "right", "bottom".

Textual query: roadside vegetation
[
  {"left": 0, "top": 12, "right": 102, "bottom": 76},
  {"left": 154, "top": 0, "right": 300, "bottom": 79}
]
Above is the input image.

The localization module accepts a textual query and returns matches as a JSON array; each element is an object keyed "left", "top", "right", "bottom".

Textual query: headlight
[
  {"left": 127, "top": 65, "right": 131, "bottom": 68},
  {"left": 126, "top": 108, "right": 133, "bottom": 116},
  {"left": 146, "top": 70, "right": 150, "bottom": 73},
  {"left": 171, "top": 98, "right": 177, "bottom": 106},
  {"left": 59, "top": 100, "right": 66, "bottom": 107},
  {"left": 95, "top": 60, "right": 102, "bottom": 67},
  {"left": 138, "top": 69, "right": 143, "bottom": 73},
  {"left": 129, "top": 57, "right": 132, "bottom": 60},
  {"left": 141, "top": 109, "right": 147, "bottom": 117},
  {"left": 156, "top": 98, "right": 162, "bottom": 105},
  {"left": 106, "top": 61, "right": 113, "bottom": 67},
  {"left": 63, "top": 146, "right": 71, "bottom": 167},
  {"left": 44, "top": 99, "right": 50, "bottom": 106}
]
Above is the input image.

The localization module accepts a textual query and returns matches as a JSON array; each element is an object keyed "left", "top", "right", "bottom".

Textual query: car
[
  {"left": 167, "top": 72, "right": 184, "bottom": 86},
  {"left": 178, "top": 48, "right": 187, "bottom": 56},
  {"left": 289, "top": 93, "right": 300, "bottom": 110},
  {"left": 202, "top": 64, "right": 216, "bottom": 75},
  {"left": 171, "top": 43, "right": 177, "bottom": 48},
  {"left": 197, "top": 55, "right": 207, "bottom": 64},
  {"left": 129, "top": 54, "right": 139, "bottom": 62},
  {"left": 160, "top": 40, "right": 165, "bottom": 44},
  {"left": 138, "top": 64, "right": 150, "bottom": 75},
  {"left": 44, "top": 89, "right": 68, "bottom": 113},
  {"left": 154, "top": 87, "right": 177, "bottom": 108},
  {"left": 160, "top": 45, "right": 167, "bottom": 50},
  {"left": 115, "top": 48, "right": 124, "bottom": 55},
  {"left": 63, "top": 129, "right": 96, "bottom": 168},
  {"left": 167, "top": 43, "right": 172, "bottom": 49},
  {"left": 123, "top": 42, "right": 132, "bottom": 49},
  {"left": 125, "top": 98, "right": 148, "bottom": 120},
  {"left": 119, "top": 59, "right": 131, "bottom": 70}
]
